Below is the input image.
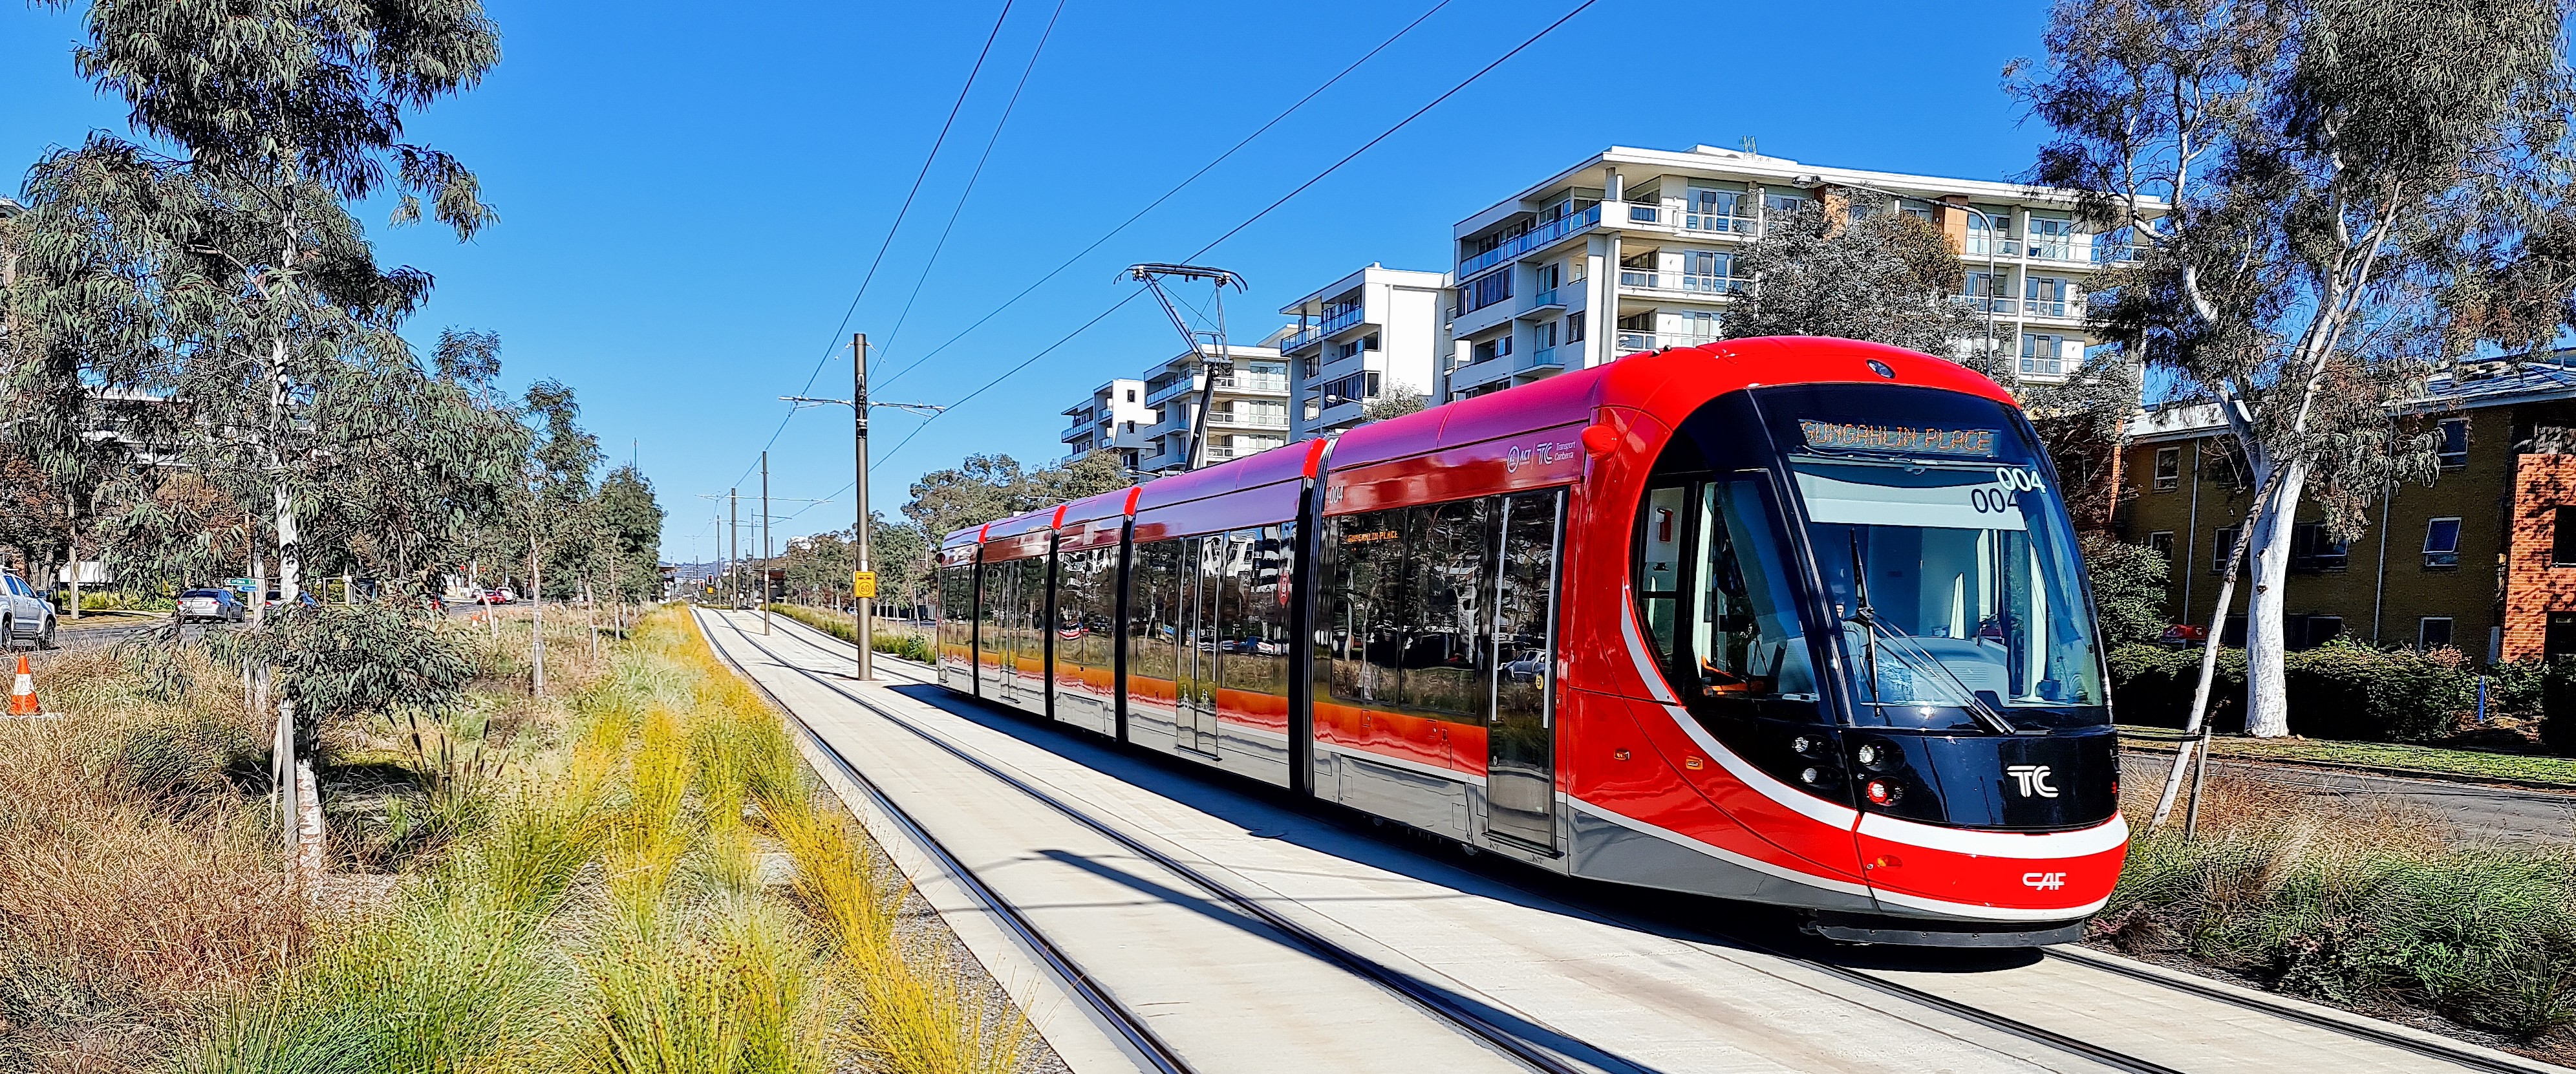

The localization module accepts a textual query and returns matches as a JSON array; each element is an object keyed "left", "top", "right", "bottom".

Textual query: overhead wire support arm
[
  {"left": 1126, "top": 263, "right": 1245, "bottom": 471},
  {"left": 780, "top": 395, "right": 949, "bottom": 417}
]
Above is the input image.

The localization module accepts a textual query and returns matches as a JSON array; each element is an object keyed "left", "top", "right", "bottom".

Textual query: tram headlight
[
  {"left": 1799, "top": 767, "right": 1820, "bottom": 785},
  {"left": 1854, "top": 744, "right": 1880, "bottom": 768},
  {"left": 1791, "top": 736, "right": 1816, "bottom": 756},
  {"left": 1865, "top": 779, "right": 1900, "bottom": 806}
]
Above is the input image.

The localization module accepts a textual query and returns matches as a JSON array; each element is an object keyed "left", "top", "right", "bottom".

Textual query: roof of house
[{"left": 2125, "top": 350, "right": 2576, "bottom": 441}]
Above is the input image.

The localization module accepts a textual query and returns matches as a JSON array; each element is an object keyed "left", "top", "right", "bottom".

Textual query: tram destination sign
[{"left": 1798, "top": 420, "right": 1997, "bottom": 458}]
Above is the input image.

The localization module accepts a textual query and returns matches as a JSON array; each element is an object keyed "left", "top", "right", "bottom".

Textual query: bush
[
  {"left": 2543, "top": 660, "right": 2576, "bottom": 755},
  {"left": 2080, "top": 533, "right": 2171, "bottom": 648},
  {"left": 2108, "top": 641, "right": 2470, "bottom": 742}
]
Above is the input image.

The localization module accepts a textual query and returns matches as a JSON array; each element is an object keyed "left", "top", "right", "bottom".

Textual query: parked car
[
  {"left": 177, "top": 587, "right": 247, "bottom": 623},
  {"left": 1503, "top": 649, "right": 1549, "bottom": 683},
  {"left": 0, "top": 573, "right": 57, "bottom": 649},
  {"left": 475, "top": 587, "right": 515, "bottom": 605},
  {"left": 2158, "top": 623, "right": 2208, "bottom": 648}
]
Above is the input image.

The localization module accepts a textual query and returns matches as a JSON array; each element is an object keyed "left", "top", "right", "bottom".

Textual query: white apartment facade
[
  {"left": 1275, "top": 264, "right": 1451, "bottom": 440},
  {"left": 1133, "top": 345, "right": 1291, "bottom": 472},
  {"left": 1058, "top": 378, "right": 1154, "bottom": 468},
  {"left": 1441, "top": 144, "right": 2163, "bottom": 400}
]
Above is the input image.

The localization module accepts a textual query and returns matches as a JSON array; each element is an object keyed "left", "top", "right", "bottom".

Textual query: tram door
[
  {"left": 1174, "top": 536, "right": 1221, "bottom": 755},
  {"left": 1484, "top": 491, "right": 1563, "bottom": 850}
]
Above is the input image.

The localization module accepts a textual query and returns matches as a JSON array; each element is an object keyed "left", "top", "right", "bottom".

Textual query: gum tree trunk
[{"left": 2241, "top": 459, "right": 2307, "bottom": 738}]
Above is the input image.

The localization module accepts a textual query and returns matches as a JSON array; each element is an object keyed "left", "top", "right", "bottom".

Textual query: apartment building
[
  {"left": 1275, "top": 264, "right": 1451, "bottom": 440},
  {"left": 1058, "top": 378, "right": 1154, "bottom": 468},
  {"left": 1440, "top": 144, "right": 2162, "bottom": 400},
  {"left": 2117, "top": 353, "right": 2576, "bottom": 663},
  {"left": 1132, "top": 344, "right": 1291, "bottom": 472}
]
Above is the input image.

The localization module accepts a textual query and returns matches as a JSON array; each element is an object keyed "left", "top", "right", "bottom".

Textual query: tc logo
[
  {"left": 2005, "top": 764, "right": 2059, "bottom": 799},
  {"left": 2023, "top": 872, "right": 2068, "bottom": 891}
]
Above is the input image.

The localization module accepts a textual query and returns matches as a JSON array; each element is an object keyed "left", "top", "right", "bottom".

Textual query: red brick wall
[{"left": 2501, "top": 454, "right": 2576, "bottom": 660}]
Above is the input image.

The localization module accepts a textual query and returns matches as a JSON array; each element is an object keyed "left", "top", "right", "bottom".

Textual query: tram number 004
[{"left": 1970, "top": 467, "right": 2045, "bottom": 514}]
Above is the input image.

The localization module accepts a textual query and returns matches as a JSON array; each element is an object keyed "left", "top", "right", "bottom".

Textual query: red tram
[{"left": 934, "top": 337, "right": 2125, "bottom": 945}]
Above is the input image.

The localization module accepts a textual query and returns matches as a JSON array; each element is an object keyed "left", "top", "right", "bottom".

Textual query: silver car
[
  {"left": 1, "top": 574, "right": 56, "bottom": 649},
  {"left": 177, "top": 587, "right": 247, "bottom": 623}
]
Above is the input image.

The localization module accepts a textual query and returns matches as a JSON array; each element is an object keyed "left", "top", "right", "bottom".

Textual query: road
[
  {"left": 703, "top": 608, "right": 2564, "bottom": 1074},
  {"left": 2120, "top": 754, "right": 2576, "bottom": 844}
]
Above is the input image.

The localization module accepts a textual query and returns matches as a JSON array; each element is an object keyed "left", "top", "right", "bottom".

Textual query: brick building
[{"left": 2116, "top": 354, "right": 2576, "bottom": 662}]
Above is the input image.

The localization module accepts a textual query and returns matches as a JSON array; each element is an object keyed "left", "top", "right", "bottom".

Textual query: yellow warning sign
[{"left": 852, "top": 571, "right": 878, "bottom": 598}]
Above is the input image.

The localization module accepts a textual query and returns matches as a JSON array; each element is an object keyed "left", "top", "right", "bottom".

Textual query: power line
[
  {"left": 875, "top": 0, "right": 1070, "bottom": 362},
  {"left": 868, "top": 0, "right": 1600, "bottom": 472},
  {"left": 872, "top": 0, "right": 1459, "bottom": 393},
  {"left": 731, "top": 0, "right": 1022, "bottom": 488}
]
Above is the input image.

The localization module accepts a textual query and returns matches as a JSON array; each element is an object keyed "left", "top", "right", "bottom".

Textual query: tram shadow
[{"left": 879, "top": 680, "right": 2050, "bottom": 978}]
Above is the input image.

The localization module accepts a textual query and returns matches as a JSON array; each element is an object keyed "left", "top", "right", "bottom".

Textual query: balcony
[
  {"left": 1524, "top": 285, "right": 1565, "bottom": 312},
  {"left": 1951, "top": 294, "right": 2015, "bottom": 315},
  {"left": 2023, "top": 296, "right": 2085, "bottom": 319},
  {"left": 1457, "top": 203, "right": 1603, "bottom": 277},
  {"left": 1321, "top": 305, "right": 1367, "bottom": 336},
  {"left": 1624, "top": 202, "right": 1664, "bottom": 226},
  {"left": 1517, "top": 345, "right": 1563, "bottom": 372},
  {"left": 1280, "top": 326, "right": 1322, "bottom": 352},
  {"left": 1964, "top": 236, "right": 2021, "bottom": 258},
  {"left": 2093, "top": 243, "right": 2147, "bottom": 266},
  {"left": 2026, "top": 240, "right": 2080, "bottom": 263},
  {"left": 1145, "top": 376, "right": 1196, "bottom": 406},
  {"left": 1223, "top": 372, "right": 1290, "bottom": 394},
  {"left": 1206, "top": 409, "right": 1289, "bottom": 431}
]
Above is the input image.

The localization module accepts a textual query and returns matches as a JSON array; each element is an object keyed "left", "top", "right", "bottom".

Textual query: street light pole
[
  {"left": 729, "top": 488, "right": 738, "bottom": 609},
  {"left": 853, "top": 333, "right": 871, "bottom": 681},
  {"left": 760, "top": 451, "right": 771, "bottom": 635}
]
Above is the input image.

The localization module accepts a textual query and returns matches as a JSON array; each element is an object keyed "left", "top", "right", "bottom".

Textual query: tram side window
[
  {"left": 1218, "top": 526, "right": 1294, "bottom": 703},
  {"left": 938, "top": 563, "right": 974, "bottom": 658},
  {"left": 1326, "top": 510, "right": 1408, "bottom": 707},
  {"left": 1408, "top": 500, "right": 1491, "bottom": 716},
  {"left": 978, "top": 561, "right": 1009, "bottom": 662},
  {"left": 1055, "top": 547, "right": 1110, "bottom": 682},
  {"left": 1492, "top": 492, "right": 1562, "bottom": 724},
  {"left": 1637, "top": 486, "right": 1688, "bottom": 664},
  {"left": 1128, "top": 541, "right": 1181, "bottom": 690},
  {"left": 1691, "top": 481, "right": 1816, "bottom": 703},
  {"left": 1324, "top": 504, "right": 1496, "bottom": 718}
]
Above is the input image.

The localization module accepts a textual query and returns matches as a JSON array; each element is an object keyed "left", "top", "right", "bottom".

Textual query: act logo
[
  {"left": 2004, "top": 764, "right": 2059, "bottom": 799},
  {"left": 2022, "top": 872, "right": 2068, "bottom": 891}
]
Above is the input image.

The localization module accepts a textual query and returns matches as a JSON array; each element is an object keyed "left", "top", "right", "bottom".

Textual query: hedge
[{"left": 2108, "top": 641, "right": 2469, "bottom": 742}]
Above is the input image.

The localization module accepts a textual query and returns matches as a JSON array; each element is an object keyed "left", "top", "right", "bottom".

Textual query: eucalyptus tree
[
  {"left": 2012, "top": 0, "right": 2576, "bottom": 739},
  {"left": 1723, "top": 202, "right": 1990, "bottom": 374},
  {"left": 596, "top": 463, "right": 667, "bottom": 603},
  {"left": 27, "top": 0, "right": 500, "bottom": 608},
  {"left": 515, "top": 380, "right": 600, "bottom": 693}
]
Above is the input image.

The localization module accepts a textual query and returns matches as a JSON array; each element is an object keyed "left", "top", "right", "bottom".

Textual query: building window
[
  {"left": 1470, "top": 336, "right": 1512, "bottom": 363},
  {"left": 2423, "top": 517, "right": 2462, "bottom": 568},
  {"left": 1126, "top": 389, "right": 1137, "bottom": 402},
  {"left": 2153, "top": 447, "right": 2180, "bottom": 491},
  {"left": 2438, "top": 418, "right": 2469, "bottom": 469},
  {"left": 1566, "top": 310, "right": 1585, "bottom": 342},
  {"left": 2290, "top": 522, "right": 2348, "bottom": 572},
  {"left": 2021, "top": 333, "right": 2065, "bottom": 377},
  {"left": 2212, "top": 526, "right": 2239, "bottom": 574},
  {"left": 2557, "top": 507, "right": 2576, "bottom": 568},
  {"left": 2147, "top": 532, "right": 2174, "bottom": 562},
  {"left": 2419, "top": 617, "right": 2454, "bottom": 650},
  {"left": 1763, "top": 191, "right": 1808, "bottom": 222},
  {"left": 1459, "top": 271, "right": 1513, "bottom": 316}
]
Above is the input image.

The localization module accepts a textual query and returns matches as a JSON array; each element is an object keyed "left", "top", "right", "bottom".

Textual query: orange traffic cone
[{"left": 8, "top": 654, "right": 49, "bottom": 718}]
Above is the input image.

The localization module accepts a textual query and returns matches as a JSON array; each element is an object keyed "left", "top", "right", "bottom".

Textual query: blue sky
[{"left": 2, "top": 0, "right": 2070, "bottom": 561}]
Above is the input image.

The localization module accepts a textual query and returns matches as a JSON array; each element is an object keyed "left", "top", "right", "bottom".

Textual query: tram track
[
  {"left": 744, "top": 610, "right": 2560, "bottom": 1074},
  {"left": 700, "top": 610, "right": 1597, "bottom": 1074}
]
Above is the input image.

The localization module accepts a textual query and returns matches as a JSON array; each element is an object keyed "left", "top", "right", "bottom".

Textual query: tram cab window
[
  {"left": 1637, "top": 487, "right": 1686, "bottom": 664},
  {"left": 1691, "top": 481, "right": 1817, "bottom": 703}
]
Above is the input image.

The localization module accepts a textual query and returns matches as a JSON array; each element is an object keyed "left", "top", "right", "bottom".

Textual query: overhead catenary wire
[
  {"left": 729, "top": 0, "right": 1023, "bottom": 489},
  {"left": 869, "top": 0, "right": 1602, "bottom": 471},
  {"left": 870, "top": 0, "right": 1460, "bottom": 394}
]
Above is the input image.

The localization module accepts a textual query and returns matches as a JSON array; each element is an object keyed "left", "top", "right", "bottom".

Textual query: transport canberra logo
[
  {"left": 1798, "top": 420, "right": 1998, "bottom": 457},
  {"left": 1504, "top": 439, "right": 1580, "bottom": 474},
  {"left": 2005, "top": 764, "right": 2059, "bottom": 799}
]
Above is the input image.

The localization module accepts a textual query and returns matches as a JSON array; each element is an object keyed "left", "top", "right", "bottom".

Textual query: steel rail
[
  {"left": 704, "top": 610, "right": 1595, "bottom": 1074},
  {"left": 755, "top": 611, "right": 2544, "bottom": 1074},
  {"left": 694, "top": 612, "right": 1199, "bottom": 1074}
]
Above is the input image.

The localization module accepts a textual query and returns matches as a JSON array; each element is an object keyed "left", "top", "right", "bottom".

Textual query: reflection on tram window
[{"left": 1689, "top": 481, "right": 1816, "bottom": 703}]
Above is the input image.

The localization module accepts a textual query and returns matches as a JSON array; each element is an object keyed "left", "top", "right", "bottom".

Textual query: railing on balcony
[
  {"left": 1526, "top": 286, "right": 1563, "bottom": 310},
  {"left": 2092, "top": 243, "right": 2147, "bottom": 266},
  {"left": 1457, "top": 203, "right": 1603, "bottom": 277},
  {"left": 1965, "top": 236, "right": 2021, "bottom": 257},
  {"left": 1221, "top": 372, "right": 1290, "bottom": 393},
  {"left": 1626, "top": 203, "right": 1662, "bottom": 224},
  {"left": 1517, "top": 345, "right": 1563, "bottom": 372},
  {"left": 1951, "top": 294, "right": 2015, "bottom": 314},
  {"left": 1321, "top": 305, "right": 1366, "bottom": 335},
  {"left": 2026, "top": 240, "right": 2079, "bottom": 262},
  {"left": 1614, "top": 330, "right": 1722, "bottom": 354},
  {"left": 2024, "top": 296, "right": 2084, "bottom": 318},
  {"left": 1683, "top": 211, "right": 1758, "bottom": 235},
  {"left": 1280, "top": 326, "right": 1322, "bottom": 352},
  {"left": 1617, "top": 270, "right": 1748, "bottom": 296}
]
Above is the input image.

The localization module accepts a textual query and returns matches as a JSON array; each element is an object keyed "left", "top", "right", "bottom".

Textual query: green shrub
[
  {"left": 2079, "top": 533, "right": 2172, "bottom": 647},
  {"left": 2108, "top": 641, "right": 2469, "bottom": 741}
]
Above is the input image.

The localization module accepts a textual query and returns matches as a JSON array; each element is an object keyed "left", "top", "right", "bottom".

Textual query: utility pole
[
  {"left": 760, "top": 451, "right": 771, "bottom": 635},
  {"left": 729, "top": 488, "right": 739, "bottom": 610},
  {"left": 853, "top": 333, "right": 872, "bottom": 680},
  {"left": 778, "top": 335, "right": 944, "bottom": 679}
]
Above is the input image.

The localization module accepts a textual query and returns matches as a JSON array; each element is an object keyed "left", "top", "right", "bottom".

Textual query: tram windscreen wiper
[{"left": 1845, "top": 532, "right": 2019, "bottom": 736}]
